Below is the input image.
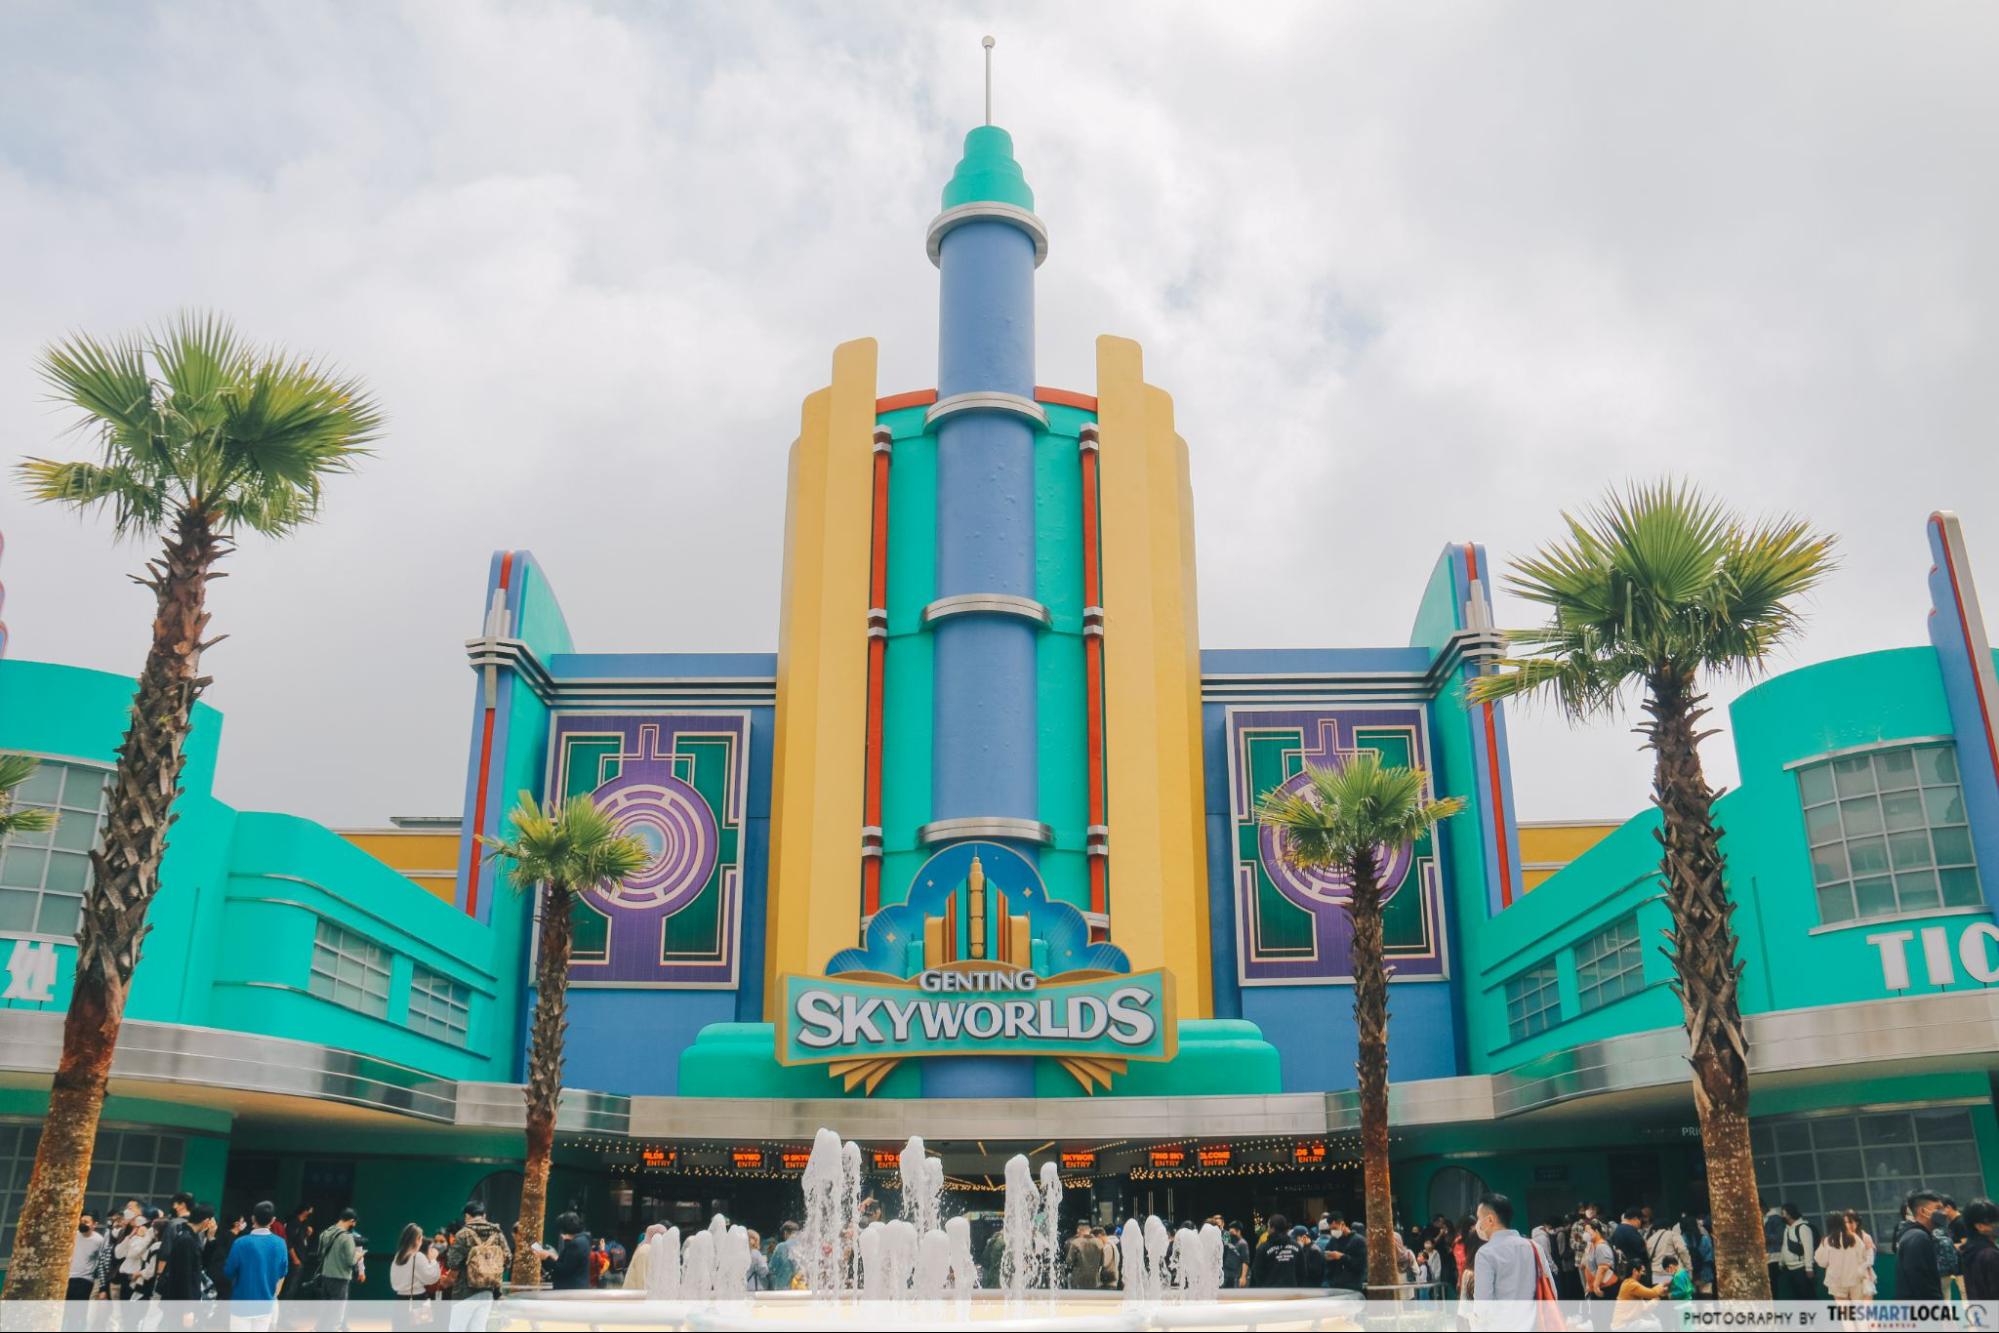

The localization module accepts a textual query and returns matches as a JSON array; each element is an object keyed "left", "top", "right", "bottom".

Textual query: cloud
[{"left": 0, "top": 1, "right": 1992, "bottom": 827}]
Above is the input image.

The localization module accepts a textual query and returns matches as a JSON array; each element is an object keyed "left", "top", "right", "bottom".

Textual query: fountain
[
  {"left": 799, "top": 1128, "right": 846, "bottom": 1293},
  {"left": 1037, "top": 1160, "right": 1064, "bottom": 1291},
  {"left": 856, "top": 1222, "right": 884, "bottom": 1298},
  {"left": 999, "top": 1153, "right": 1039, "bottom": 1295},
  {"left": 679, "top": 1225, "right": 714, "bottom": 1302},
  {"left": 641, "top": 1223, "right": 679, "bottom": 1299},
  {"left": 1119, "top": 1217, "right": 1152, "bottom": 1305},
  {"left": 943, "top": 1215, "right": 977, "bottom": 1292},
  {"left": 898, "top": 1134, "right": 941, "bottom": 1237},
  {"left": 503, "top": 1129, "right": 1359, "bottom": 1329}
]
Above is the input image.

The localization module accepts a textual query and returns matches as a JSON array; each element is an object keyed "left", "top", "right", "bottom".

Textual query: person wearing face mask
[
  {"left": 104, "top": 1202, "right": 143, "bottom": 1302},
  {"left": 115, "top": 1210, "right": 157, "bottom": 1299},
  {"left": 1471, "top": 1193, "right": 1540, "bottom": 1306},
  {"left": 154, "top": 1202, "right": 212, "bottom": 1304},
  {"left": 68, "top": 1210, "right": 106, "bottom": 1302},
  {"left": 1321, "top": 1215, "right": 1366, "bottom": 1293}
]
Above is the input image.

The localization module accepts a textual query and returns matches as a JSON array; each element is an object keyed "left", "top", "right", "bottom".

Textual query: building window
[
  {"left": 1798, "top": 743, "right": 1981, "bottom": 925},
  {"left": 1752, "top": 1107, "right": 1984, "bottom": 1240},
  {"left": 406, "top": 966, "right": 470, "bottom": 1044},
  {"left": 0, "top": 759, "right": 111, "bottom": 939},
  {"left": 0, "top": 1121, "right": 185, "bottom": 1260},
  {"left": 1428, "top": 1165, "right": 1490, "bottom": 1224},
  {"left": 1575, "top": 914, "right": 1645, "bottom": 1012},
  {"left": 1505, "top": 961, "right": 1561, "bottom": 1042},
  {"left": 308, "top": 920, "right": 391, "bottom": 1018}
]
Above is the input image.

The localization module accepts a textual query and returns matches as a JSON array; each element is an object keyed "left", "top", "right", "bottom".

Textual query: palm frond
[
  {"left": 1254, "top": 752, "right": 1463, "bottom": 876},
  {"left": 0, "top": 754, "right": 57, "bottom": 840},
  {"left": 152, "top": 312, "right": 245, "bottom": 437},
  {"left": 1485, "top": 479, "right": 1837, "bottom": 703},
  {"left": 16, "top": 458, "right": 167, "bottom": 538},
  {"left": 479, "top": 791, "right": 650, "bottom": 899},
  {"left": 22, "top": 312, "right": 379, "bottom": 540},
  {"left": 38, "top": 332, "right": 157, "bottom": 449}
]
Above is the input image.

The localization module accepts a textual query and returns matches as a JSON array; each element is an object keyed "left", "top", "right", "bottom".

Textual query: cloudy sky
[{"left": 1, "top": 2, "right": 1993, "bottom": 829}]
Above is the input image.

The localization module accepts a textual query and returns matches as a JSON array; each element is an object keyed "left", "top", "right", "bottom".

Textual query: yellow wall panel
[
  {"left": 1518, "top": 821, "right": 1620, "bottom": 892},
  {"left": 1096, "top": 336, "right": 1212, "bottom": 1020},
  {"left": 764, "top": 339, "right": 878, "bottom": 1011},
  {"left": 338, "top": 830, "right": 460, "bottom": 903}
]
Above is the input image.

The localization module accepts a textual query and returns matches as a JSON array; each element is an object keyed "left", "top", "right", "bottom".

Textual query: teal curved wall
[
  {"left": 0, "top": 659, "right": 527, "bottom": 1083},
  {"left": 1467, "top": 646, "right": 1990, "bottom": 1074}
]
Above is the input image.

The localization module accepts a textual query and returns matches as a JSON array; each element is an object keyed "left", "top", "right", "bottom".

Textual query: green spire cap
[{"left": 941, "top": 126, "right": 1035, "bottom": 212}]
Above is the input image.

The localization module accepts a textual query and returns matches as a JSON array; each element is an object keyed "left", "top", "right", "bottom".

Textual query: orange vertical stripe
[
  {"left": 1082, "top": 438, "right": 1108, "bottom": 925},
  {"left": 465, "top": 551, "right": 515, "bottom": 917},
  {"left": 1464, "top": 544, "right": 1514, "bottom": 908},
  {"left": 862, "top": 444, "right": 891, "bottom": 916}
]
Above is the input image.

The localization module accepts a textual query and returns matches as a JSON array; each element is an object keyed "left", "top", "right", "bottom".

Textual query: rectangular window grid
[
  {"left": 1575, "top": 913, "right": 1645, "bottom": 1012},
  {"left": 1505, "top": 961, "right": 1561, "bottom": 1042},
  {"left": 0, "top": 759, "right": 111, "bottom": 939},
  {"left": 308, "top": 919, "right": 392, "bottom": 1018},
  {"left": 1751, "top": 1107, "right": 1984, "bottom": 1241},
  {"left": 1797, "top": 743, "right": 1981, "bottom": 926},
  {"left": 406, "top": 966, "right": 470, "bottom": 1044},
  {"left": 0, "top": 1121, "right": 185, "bottom": 1260}
]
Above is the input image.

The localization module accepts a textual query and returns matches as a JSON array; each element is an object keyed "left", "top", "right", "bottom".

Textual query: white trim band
[
  {"left": 925, "top": 201, "right": 1050, "bottom": 267},
  {"left": 922, "top": 593, "right": 1053, "bottom": 628},
  {"left": 917, "top": 816, "right": 1056, "bottom": 847},
  {"left": 924, "top": 391, "right": 1049, "bottom": 430}
]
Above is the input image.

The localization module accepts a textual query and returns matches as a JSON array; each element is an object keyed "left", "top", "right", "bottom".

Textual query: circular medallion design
[
  {"left": 587, "top": 774, "right": 719, "bottom": 915},
  {"left": 1256, "top": 768, "right": 1417, "bottom": 911}
]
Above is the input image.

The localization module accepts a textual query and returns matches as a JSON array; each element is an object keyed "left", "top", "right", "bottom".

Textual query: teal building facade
[{"left": 2, "top": 120, "right": 1996, "bottom": 1297}]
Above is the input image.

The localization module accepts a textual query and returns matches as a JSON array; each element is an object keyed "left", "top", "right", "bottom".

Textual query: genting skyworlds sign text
[{"left": 778, "top": 968, "right": 1176, "bottom": 1065}]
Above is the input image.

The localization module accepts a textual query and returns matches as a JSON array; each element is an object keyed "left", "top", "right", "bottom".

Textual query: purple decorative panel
[
  {"left": 1225, "top": 707, "right": 1449, "bottom": 986},
  {"left": 548, "top": 712, "right": 749, "bottom": 988}
]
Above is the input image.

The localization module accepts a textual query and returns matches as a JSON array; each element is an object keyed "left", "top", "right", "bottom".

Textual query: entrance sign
[
  {"left": 782, "top": 842, "right": 1177, "bottom": 1094},
  {"left": 781, "top": 968, "right": 1174, "bottom": 1063},
  {"left": 1868, "top": 920, "right": 1999, "bottom": 989}
]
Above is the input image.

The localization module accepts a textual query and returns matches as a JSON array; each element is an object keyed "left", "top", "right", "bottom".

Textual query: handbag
[{"left": 1529, "top": 1246, "right": 1565, "bottom": 1332}]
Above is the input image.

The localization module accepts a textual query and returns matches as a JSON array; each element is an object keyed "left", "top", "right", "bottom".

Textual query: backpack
[
  {"left": 1935, "top": 1226, "right": 1961, "bottom": 1276},
  {"left": 289, "top": 1231, "right": 327, "bottom": 1300},
  {"left": 465, "top": 1226, "right": 507, "bottom": 1292}
]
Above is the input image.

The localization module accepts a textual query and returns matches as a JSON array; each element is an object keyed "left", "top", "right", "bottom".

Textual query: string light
[{"left": 565, "top": 1130, "right": 1392, "bottom": 1186}]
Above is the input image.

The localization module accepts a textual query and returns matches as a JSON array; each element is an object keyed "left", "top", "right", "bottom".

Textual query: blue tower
[{"left": 918, "top": 125, "right": 1052, "bottom": 1097}]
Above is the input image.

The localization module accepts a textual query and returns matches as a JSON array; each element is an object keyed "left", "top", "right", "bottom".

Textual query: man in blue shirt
[{"left": 222, "top": 1201, "right": 288, "bottom": 1329}]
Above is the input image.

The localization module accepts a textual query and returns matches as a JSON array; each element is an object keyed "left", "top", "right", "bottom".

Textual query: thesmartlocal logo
[{"left": 778, "top": 968, "right": 1176, "bottom": 1064}]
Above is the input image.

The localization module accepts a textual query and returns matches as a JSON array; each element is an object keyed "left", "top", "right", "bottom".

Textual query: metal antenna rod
[{"left": 983, "top": 35, "right": 995, "bottom": 125}]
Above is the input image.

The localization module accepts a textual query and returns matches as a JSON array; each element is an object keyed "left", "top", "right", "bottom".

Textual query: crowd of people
[
  {"left": 1762, "top": 1189, "right": 1999, "bottom": 1303},
  {"left": 58, "top": 1193, "right": 588, "bottom": 1329},
  {"left": 52, "top": 1180, "right": 1999, "bottom": 1326}
]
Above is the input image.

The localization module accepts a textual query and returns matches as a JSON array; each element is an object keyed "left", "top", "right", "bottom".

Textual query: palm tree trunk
[
  {"left": 512, "top": 883, "right": 574, "bottom": 1288},
  {"left": 1645, "top": 671, "right": 1768, "bottom": 1301},
  {"left": 1348, "top": 851, "right": 1400, "bottom": 1295},
  {"left": 3, "top": 509, "right": 220, "bottom": 1302}
]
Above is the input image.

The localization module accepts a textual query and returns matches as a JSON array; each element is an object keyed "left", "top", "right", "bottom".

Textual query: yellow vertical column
[
  {"left": 765, "top": 338, "right": 878, "bottom": 1013},
  {"left": 1095, "top": 335, "right": 1214, "bottom": 1020}
]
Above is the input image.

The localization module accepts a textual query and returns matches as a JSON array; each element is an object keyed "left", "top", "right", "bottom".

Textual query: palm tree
[
  {"left": 4, "top": 315, "right": 379, "bottom": 1301},
  {"left": 0, "top": 754, "right": 59, "bottom": 841},
  {"left": 1468, "top": 480, "right": 1835, "bottom": 1300},
  {"left": 1257, "top": 753, "right": 1462, "bottom": 1294},
  {"left": 481, "top": 791, "right": 649, "bottom": 1286}
]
